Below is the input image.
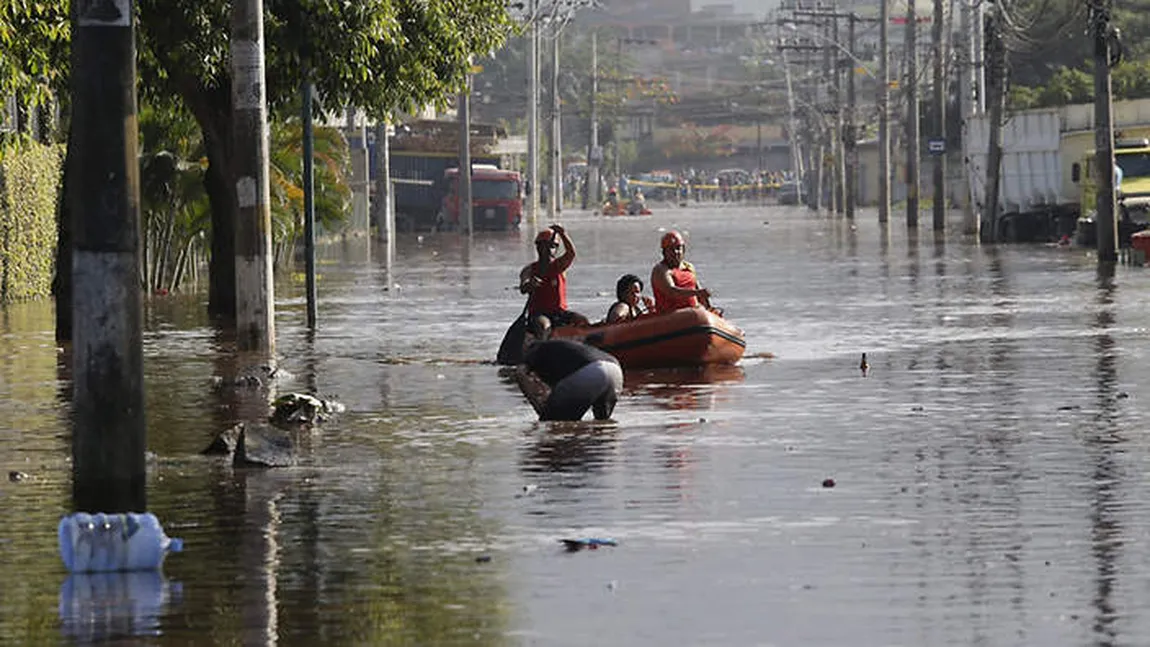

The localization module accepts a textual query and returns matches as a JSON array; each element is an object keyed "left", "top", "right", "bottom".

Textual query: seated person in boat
[
  {"left": 605, "top": 273, "right": 654, "bottom": 324},
  {"left": 627, "top": 189, "right": 647, "bottom": 215},
  {"left": 515, "top": 317, "right": 623, "bottom": 421},
  {"left": 650, "top": 230, "right": 713, "bottom": 314},
  {"left": 520, "top": 224, "right": 590, "bottom": 328},
  {"left": 605, "top": 187, "right": 619, "bottom": 209}
]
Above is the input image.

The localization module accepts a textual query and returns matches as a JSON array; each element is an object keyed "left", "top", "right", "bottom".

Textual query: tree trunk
[
  {"left": 53, "top": 130, "right": 73, "bottom": 343},
  {"left": 184, "top": 86, "right": 237, "bottom": 321}
]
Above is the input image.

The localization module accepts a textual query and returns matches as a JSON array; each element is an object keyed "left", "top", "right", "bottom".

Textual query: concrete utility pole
[
  {"left": 374, "top": 122, "right": 394, "bottom": 245},
  {"left": 302, "top": 78, "right": 317, "bottom": 328},
  {"left": 459, "top": 78, "right": 474, "bottom": 235},
  {"left": 70, "top": 0, "right": 146, "bottom": 513},
  {"left": 551, "top": 35, "right": 563, "bottom": 218},
  {"left": 832, "top": 16, "right": 845, "bottom": 215},
  {"left": 878, "top": 0, "right": 891, "bottom": 223},
  {"left": 526, "top": 0, "right": 539, "bottom": 224},
  {"left": 585, "top": 31, "right": 601, "bottom": 210},
  {"left": 984, "top": 6, "right": 1006, "bottom": 242},
  {"left": 347, "top": 109, "right": 370, "bottom": 237},
  {"left": 777, "top": 25, "right": 806, "bottom": 206},
  {"left": 1092, "top": 0, "right": 1118, "bottom": 261},
  {"left": 958, "top": 0, "right": 979, "bottom": 236},
  {"left": 905, "top": 0, "right": 921, "bottom": 228},
  {"left": 931, "top": 0, "right": 947, "bottom": 231},
  {"left": 845, "top": 13, "right": 858, "bottom": 220},
  {"left": 232, "top": 0, "right": 275, "bottom": 352}
]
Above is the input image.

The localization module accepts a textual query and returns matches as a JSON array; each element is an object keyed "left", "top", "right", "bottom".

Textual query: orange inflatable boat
[{"left": 552, "top": 307, "right": 745, "bottom": 369}]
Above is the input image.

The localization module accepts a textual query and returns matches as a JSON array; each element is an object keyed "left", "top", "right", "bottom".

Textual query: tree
[
  {"left": 0, "top": 0, "right": 69, "bottom": 138},
  {"left": 134, "top": 0, "right": 513, "bottom": 318}
]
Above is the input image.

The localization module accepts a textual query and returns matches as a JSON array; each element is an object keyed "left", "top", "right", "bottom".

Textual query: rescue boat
[
  {"left": 600, "top": 202, "right": 652, "bottom": 216},
  {"left": 551, "top": 307, "right": 745, "bottom": 369}
]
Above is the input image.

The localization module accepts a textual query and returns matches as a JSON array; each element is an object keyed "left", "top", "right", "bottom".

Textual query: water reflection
[
  {"left": 1088, "top": 262, "right": 1122, "bottom": 647},
  {"left": 521, "top": 422, "right": 620, "bottom": 475},
  {"left": 58, "top": 571, "right": 182, "bottom": 643},
  {"left": 626, "top": 364, "right": 745, "bottom": 411}
]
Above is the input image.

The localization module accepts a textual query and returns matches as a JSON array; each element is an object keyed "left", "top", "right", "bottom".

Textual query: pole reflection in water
[
  {"left": 1087, "top": 262, "right": 1122, "bottom": 646},
  {"left": 58, "top": 571, "right": 182, "bottom": 642},
  {"left": 238, "top": 470, "right": 285, "bottom": 646}
]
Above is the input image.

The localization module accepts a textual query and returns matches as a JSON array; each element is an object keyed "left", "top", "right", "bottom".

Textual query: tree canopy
[
  {"left": 136, "top": 0, "right": 513, "bottom": 121},
  {"left": 0, "top": 1, "right": 70, "bottom": 121}
]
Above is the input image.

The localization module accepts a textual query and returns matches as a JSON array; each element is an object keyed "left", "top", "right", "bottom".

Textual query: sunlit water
[{"left": 3, "top": 205, "right": 1150, "bottom": 645}]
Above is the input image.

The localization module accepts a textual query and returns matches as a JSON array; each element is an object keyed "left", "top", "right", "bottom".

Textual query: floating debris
[
  {"left": 560, "top": 538, "right": 617, "bottom": 552},
  {"left": 822, "top": 478, "right": 836, "bottom": 488}
]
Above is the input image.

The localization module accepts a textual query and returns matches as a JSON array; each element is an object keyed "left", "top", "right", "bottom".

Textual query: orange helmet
[
  {"left": 661, "top": 230, "right": 685, "bottom": 250},
  {"left": 535, "top": 229, "right": 556, "bottom": 244}
]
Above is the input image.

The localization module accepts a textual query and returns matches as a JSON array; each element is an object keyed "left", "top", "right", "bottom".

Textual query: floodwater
[{"left": 3, "top": 204, "right": 1150, "bottom": 646}]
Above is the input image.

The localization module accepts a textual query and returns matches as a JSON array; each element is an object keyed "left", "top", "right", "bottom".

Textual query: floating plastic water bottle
[{"left": 58, "top": 512, "right": 183, "bottom": 573}]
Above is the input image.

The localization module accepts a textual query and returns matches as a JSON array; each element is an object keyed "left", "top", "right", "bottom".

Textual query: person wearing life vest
[
  {"left": 519, "top": 224, "right": 590, "bottom": 328},
  {"left": 650, "top": 230, "right": 712, "bottom": 313}
]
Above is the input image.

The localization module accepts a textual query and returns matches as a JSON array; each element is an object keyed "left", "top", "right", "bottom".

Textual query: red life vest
[
  {"left": 528, "top": 262, "right": 567, "bottom": 315},
  {"left": 654, "top": 261, "right": 698, "bottom": 313}
]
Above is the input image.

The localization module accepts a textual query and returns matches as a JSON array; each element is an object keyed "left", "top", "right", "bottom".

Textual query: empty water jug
[{"left": 58, "top": 512, "right": 183, "bottom": 573}]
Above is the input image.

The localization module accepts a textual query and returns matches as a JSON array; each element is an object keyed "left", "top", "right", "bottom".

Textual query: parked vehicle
[
  {"left": 966, "top": 110, "right": 1079, "bottom": 242},
  {"left": 777, "top": 180, "right": 806, "bottom": 205},
  {"left": 437, "top": 165, "right": 523, "bottom": 231}
]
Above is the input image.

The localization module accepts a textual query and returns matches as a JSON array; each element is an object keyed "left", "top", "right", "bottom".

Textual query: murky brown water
[{"left": 3, "top": 206, "right": 1150, "bottom": 645}]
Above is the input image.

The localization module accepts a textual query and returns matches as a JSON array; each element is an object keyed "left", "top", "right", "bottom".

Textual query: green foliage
[
  {"left": 0, "top": 142, "right": 63, "bottom": 302},
  {"left": 1009, "top": 60, "right": 1150, "bottom": 110},
  {"left": 137, "top": 0, "right": 515, "bottom": 121},
  {"left": 267, "top": 119, "right": 352, "bottom": 262},
  {"left": 0, "top": 0, "right": 70, "bottom": 109}
]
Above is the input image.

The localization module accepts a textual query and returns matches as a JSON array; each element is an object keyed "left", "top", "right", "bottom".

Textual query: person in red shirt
[
  {"left": 650, "top": 230, "right": 713, "bottom": 313},
  {"left": 519, "top": 224, "right": 590, "bottom": 328}
]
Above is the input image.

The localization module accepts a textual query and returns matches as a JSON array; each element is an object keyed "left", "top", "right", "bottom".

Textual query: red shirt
[
  {"left": 654, "top": 261, "right": 698, "bottom": 313},
  {"left": 527, "top": 261, "right": 567, "bottom": 315}
]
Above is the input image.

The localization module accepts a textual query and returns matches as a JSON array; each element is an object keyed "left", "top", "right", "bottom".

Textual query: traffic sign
[{"left": 928, "top": 138, "right": 946, "bottom": 155}]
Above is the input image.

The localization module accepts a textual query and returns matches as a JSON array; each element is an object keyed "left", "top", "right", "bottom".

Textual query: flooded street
[{"left": 4, "top": 204, "right": 1150, "bottom": 645}]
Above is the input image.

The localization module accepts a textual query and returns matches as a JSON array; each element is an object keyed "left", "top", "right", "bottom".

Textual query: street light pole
[
  {"left": 585, "top": 31, "right": 600, "bottom": 211},
  {"left": 526, "top": 0, "right": 539, "bottom": 224},
  {"left": 551, "top": 33, "right": 562, "bottom": 218},
  {"left": 879, "top": 0, "right": 891, "bottom": 224},
  {"left": 845, "top": 13, "right": 858, "bottom": 219}
]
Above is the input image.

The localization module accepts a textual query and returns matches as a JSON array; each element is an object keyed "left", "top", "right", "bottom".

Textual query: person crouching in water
[{"left": 515, "top": 317, "right": 623, "bottom": 421}]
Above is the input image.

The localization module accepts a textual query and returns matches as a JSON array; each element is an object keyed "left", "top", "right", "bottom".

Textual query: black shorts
[{"left": 537, "top": 310, "right": 581, "bottom": 328}]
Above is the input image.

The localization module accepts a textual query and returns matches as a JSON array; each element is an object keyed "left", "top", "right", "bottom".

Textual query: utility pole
[
  {"left": 551, "top": 35, "right": 563, "bottom": 218},
  {"left": 526, "top": 0, "right": 539, "bottom": 224},
  {"left": 959, "top": 0, "right": 978, "bottom": 236},
  {"left": 459, "top": 77, "right": 474, "bottom": 236},
  {"left": 585, "top": 31, "right": 601, "bottom": 211},
  {"left": 905, "top": 0, "right": 921, "bottom": 228},
  {"left": 878, "top": 0, "right": 891, "bottom": 223},
  {"left": 779, "top": 34, "right": 805, "bottom": 203},
  {"left": 845, "top": 13, "right": 858, "bottom": 219},
  {"left": 233, "top": 0, "right": 275, "bottom": 352},
  {"left": 832, "top": 15, "right": 845, "bottom": 215},
  {"left": 302, "top": 77, "right": 317, "bottom": 328},
  {"left": 70, "top": 0, "right": 146, "bottom": 512},
  {"left": 374, "top": 122, "right": 395, "bottom": 249},
  {"left": 1092, "top": 0, "right": 1118, "bottom": 261},
  {"left": 931, "top": 0, "right": 947, "bottom": 232},
  {"left": 984, "top": 5, "right": 1006, "bottom": 242}
]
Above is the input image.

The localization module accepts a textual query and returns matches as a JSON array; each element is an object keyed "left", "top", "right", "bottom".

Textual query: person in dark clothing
[{"left": 515, "top": 318, "right": 624, "bottom": 421}]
